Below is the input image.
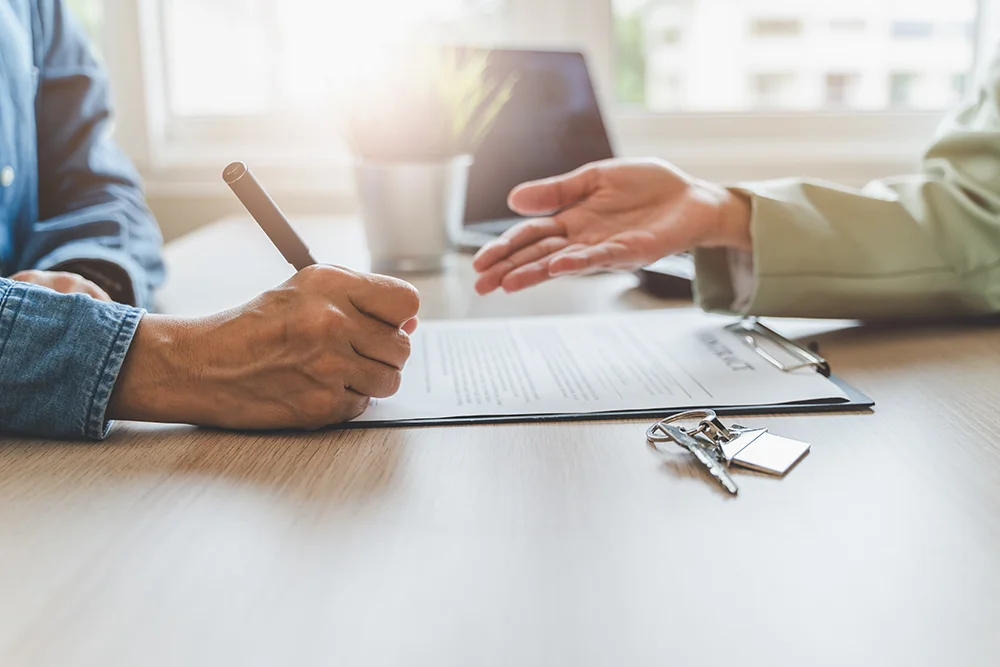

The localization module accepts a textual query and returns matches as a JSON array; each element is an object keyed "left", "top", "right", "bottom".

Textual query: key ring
[{"left": 646, "top": 409, "right": 733, "bottom": 446}]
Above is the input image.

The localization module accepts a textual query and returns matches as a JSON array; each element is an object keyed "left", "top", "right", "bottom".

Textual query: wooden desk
[{"left": 3, "top": 217, "right": 1000, "bottom": 667}]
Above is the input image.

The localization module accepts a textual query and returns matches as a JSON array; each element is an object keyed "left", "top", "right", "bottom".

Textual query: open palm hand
[{"left": 473, "top": 158, "right": 750, "bottom": 295}]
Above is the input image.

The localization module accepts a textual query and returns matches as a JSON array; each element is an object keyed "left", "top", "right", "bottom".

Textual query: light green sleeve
[{"left": 693, "top": 48, "right": 1000, "bottom": 320}]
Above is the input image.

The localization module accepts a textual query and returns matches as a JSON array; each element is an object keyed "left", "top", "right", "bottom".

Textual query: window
[
  {"left": 885, "top": 71, "right": 968, "bottom": 110},
  {"left": 749, "top": 19, "right": 803, "bottom": 38},
  {"left": 891, "top": 22, "right": 934, "bottom": 39},
  {"left": 66, "top": 0, "right": 103, "bottom": 49},
  {"left": 952, "top": 72, "right": 969, "bottom": 98},
  {"left": 96, "top": 0, "right": 998, "bottom": 192},
  {"left": 752, "top": 73, "right": 798, "bottom": 108},
  {"left": 890, "top": 72, "right": 920, "bottom": 108},
  {"left": 828, "top": 18, "right": 866, "bottom": 33},
  {"left": 939, "top": 21, "right": 977, "bottom": 39},
  {"left": 614, "top": 7, "right": 646, "bottom": 105},
  {"left": 646, "top": 74, "right": 682, "bottom": 111},
  {"left": 660, "top": 26, "right": 684, "bottom": 46},
  {"left": 162, "top": 0, "right": 510, "bottom": 119},
  {"left": 825, "top": 73, "right": 862, "bottom": 108},
  {"left": 614, "top": 0, "right": 979, "bottom": 112}
]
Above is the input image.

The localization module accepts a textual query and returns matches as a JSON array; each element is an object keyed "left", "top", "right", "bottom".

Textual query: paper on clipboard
[{"left": 353, "top": 310, "right": 850, "bottom": 424}]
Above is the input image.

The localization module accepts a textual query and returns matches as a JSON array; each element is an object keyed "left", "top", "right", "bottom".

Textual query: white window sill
[{"left": 139, "top": 110, "right": 944, "bottom": 198}]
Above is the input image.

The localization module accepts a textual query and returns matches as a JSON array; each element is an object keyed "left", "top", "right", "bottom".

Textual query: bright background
[{"left": 67, "top": 0, "right": 999, "bottom": 240}]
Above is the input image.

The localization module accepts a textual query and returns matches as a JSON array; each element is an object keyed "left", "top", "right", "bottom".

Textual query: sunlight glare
[{"left": 277, "top": 0, "right": 475, "bottom": 104}]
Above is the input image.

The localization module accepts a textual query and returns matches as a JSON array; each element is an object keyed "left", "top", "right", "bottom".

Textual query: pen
[{"left": 223, "top": 161, "right": 317, "bottom": 271}]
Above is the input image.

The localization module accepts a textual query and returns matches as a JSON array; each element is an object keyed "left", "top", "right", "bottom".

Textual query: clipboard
[{"left": 343, "top": 317, "right": 873, "bottom": 430}]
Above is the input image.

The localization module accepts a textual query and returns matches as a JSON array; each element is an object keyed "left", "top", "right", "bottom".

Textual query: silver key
[{"left": 659, "top": 423, "right": 739, "bottom": 495}]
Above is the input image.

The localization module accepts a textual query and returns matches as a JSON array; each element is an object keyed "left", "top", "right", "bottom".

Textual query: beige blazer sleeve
[{"left": 693, "top": 47, "right": 1000, "bottom": 320}]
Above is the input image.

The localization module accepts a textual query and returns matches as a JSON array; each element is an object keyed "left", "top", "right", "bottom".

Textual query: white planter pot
[{"left": 354, "top": 154, "right": 473, "bottom": 274}]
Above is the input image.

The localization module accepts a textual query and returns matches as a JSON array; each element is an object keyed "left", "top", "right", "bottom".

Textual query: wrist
[
  {"left": 714, "top": 188, "right": 753, "bottom": 251},
  {"left": 107, "top": 314, "right": 203, "bottom": 423}
]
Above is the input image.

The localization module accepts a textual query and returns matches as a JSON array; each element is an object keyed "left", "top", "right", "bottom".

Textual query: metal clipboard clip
[{"left": 725, "top": 318, "right": 831, "bottom": 377}]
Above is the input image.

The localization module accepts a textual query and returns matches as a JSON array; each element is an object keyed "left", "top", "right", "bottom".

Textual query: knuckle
[
  {"left": 306, "top": 307, "right": 347, "bottom": 340},
  {"left": 393, "top": 283, "right": 421, "bottom": 315},
  {"left": 395, "top": 330, "right": 412, "bottom": 359},
  {"left": 374, "top": 369, "right": 402, "bottom": 398},
  {"left": 370, "top": 275, "right": 420, "bottom": 313},
  {"left": 299, "top": 263, "right": 353, "bottom": 287},
  {"left": 317, "top": 304, "right": 345, "bottom": 326},
  {"left": 543, "top": 236, "right": 567, "bottom": 251},
  {"left": 496, "top": 259, "right": 517, "bottom": 275},
  {"left": 522, "top": 219, "right": 545, "bottom": 234},
  {"left": 366, "top": 327, "right": 411, "bottom": 368}
]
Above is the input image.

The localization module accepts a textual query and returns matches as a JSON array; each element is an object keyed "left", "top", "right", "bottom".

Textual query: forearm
[
  {"left": 694, "top": 175, "right": 1000, "bottom": 319},
  {"left": 22, "top": 186, "right": 166, "bottom": 309}
]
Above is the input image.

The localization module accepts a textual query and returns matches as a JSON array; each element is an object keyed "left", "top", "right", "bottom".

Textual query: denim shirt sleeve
[
  {"left": 0, "top": 277, "right": 142, "bottom": 440},
  {"left": 13, "top": 0, "right": 165, "bottom": 309}
]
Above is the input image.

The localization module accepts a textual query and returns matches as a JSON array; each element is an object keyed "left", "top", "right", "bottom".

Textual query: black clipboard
[{"left": 340, "top": 318, "right": 873, "bottom": 430}]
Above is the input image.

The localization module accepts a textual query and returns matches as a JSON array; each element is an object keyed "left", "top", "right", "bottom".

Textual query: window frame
[{"left": 104, "top": 0, "right": 1000, "bottom": 197}]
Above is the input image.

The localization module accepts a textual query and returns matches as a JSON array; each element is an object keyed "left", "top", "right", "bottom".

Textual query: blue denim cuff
[
  {"left": 0, "top": 279, "right": 144, "bottom": 440},
  {"left": 85, "top": 304, "right": 144, "bottom": 439}
]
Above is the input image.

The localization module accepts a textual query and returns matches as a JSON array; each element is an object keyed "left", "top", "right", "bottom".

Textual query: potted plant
[{"left": 344, "top": 47, "right": 516, "bottom": 273}]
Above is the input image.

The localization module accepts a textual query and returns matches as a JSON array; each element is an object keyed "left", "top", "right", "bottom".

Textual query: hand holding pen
[{"left": 108, "top": 163, "right": 420, "bottom": 430}]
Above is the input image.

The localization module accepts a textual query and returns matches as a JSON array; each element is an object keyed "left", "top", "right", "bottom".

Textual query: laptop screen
[{"left": 463, "top": 49, "right": 615, "bottom": 225}]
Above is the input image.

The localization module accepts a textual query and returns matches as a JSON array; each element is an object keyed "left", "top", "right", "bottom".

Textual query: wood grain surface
[{"left": 2, "top": 217, "right": 999, "bottom": 667}]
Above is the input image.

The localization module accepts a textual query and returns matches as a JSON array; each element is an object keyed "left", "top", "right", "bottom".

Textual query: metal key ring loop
[{"left": 646, "top": 409, "right": 727, "bottom": 445}]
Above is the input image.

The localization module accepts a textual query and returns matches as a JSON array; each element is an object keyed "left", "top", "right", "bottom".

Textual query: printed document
[{"left": 354, "top": 310, "right": 848, "bottom": 423}]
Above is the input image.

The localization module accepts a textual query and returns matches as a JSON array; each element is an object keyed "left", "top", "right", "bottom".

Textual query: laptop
[{"left": 458, "top": 49, "right": 615, "bottom": 249}]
